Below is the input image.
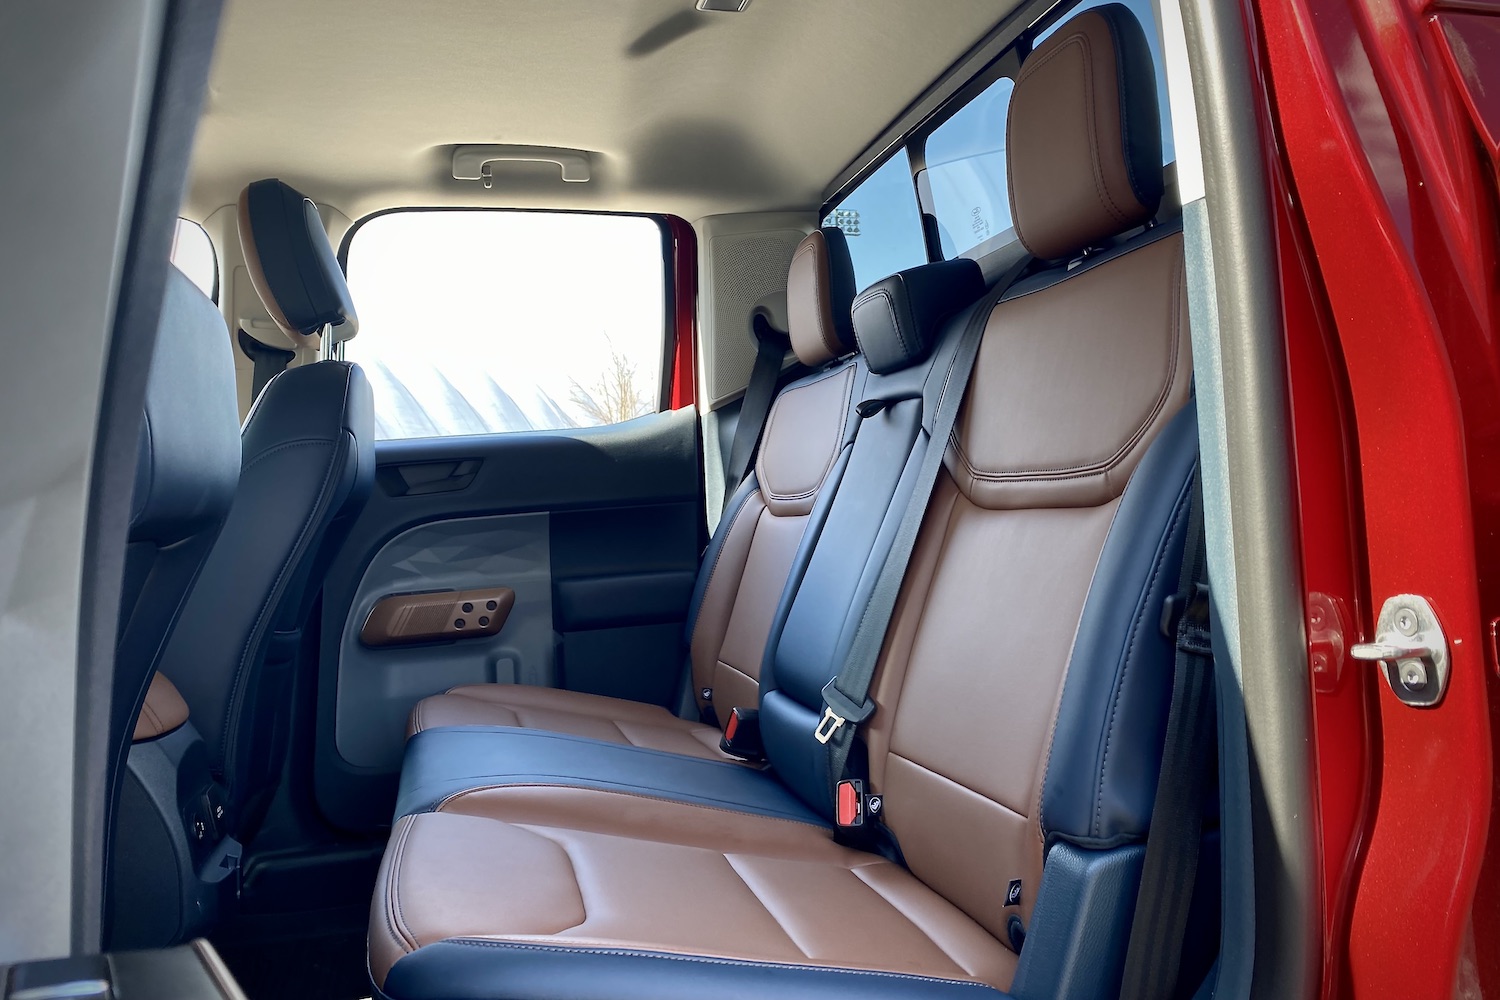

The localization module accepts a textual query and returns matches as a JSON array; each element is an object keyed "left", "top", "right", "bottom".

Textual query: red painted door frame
[{"left": 1252, "top": 0, "right": 1500, "bottom": 991}]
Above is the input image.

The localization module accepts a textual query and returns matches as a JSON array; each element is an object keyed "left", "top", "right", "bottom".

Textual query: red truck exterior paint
[{"left": 1255, "top": 0, "right": 1500, "bottom": 990}]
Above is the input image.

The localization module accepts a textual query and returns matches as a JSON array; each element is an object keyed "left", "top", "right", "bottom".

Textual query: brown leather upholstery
[
  {"left": 786, "top": 228, "right": 858, "bottom": 366},
  {"left": 133, "top": 671, "right": 190, "bottom": 742},
  {"left": 373, "top": 227, "right": 1191, "bottom": 991},
  {"left": 408, "top": 685, "right": 728, "bottom": 760},
  {"left": 859, "top": 231, "right": 1190, "bottom": 942},
  {"left": 408, "top": 304, "right": 855, "bottom": 738},
  {"left": 372, "top": 9, "right": 1187, "bottom": 991},
  {"left": 371, "top": 790, "right": 1018, "bottom": 990},
  {"left": 1007, "top": 9, "right": 1163, "bottom": 261}
]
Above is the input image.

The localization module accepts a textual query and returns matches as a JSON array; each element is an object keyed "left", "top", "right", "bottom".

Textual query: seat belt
[
  {"left": 1119, "top": 468, "right": 1215, "bottom": 1000},
  {"left": 721, "top": 314, "right": 790, "bottom": 512},
  {"left": 237, "top": 328, "right": 295, "bottom": 400},
  {"left": 815, "top": 253, "right": 1033, "bottom": 804}
]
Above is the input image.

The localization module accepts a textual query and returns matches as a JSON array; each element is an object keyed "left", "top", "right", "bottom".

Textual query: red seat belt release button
[
  {"left": 836, "top": 779, "right": 865, "bottom": 828},
  {"left": 719, "top": 707, "right": 763, "bottom": 762}
]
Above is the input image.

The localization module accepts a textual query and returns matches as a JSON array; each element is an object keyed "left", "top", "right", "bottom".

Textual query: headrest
[
  {"left": 237, "top": 179, "right": 358, "bottom": 347},
  {"left": 130, "top": 268, "right": 241, "bottom": 544},
  {"left": 786, "top": 227, "right": 857, "bottom": 366},
  {"left": 850, "top": 259, "right": 985, "bottom": 374},
  {"left": 1007, "top": 6, "right": 1164, "bottom": 261}
]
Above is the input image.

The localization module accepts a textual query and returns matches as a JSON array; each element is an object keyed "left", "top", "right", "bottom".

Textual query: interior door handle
[
  {"left": 360, "top": 587, "right": 515, "bottom": 647},
  {"left": 375, "top": 459, "right": 481, "bottom": 497}
]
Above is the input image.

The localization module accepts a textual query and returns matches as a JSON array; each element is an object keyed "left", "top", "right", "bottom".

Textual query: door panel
[
  {"left": 335, "top": 511, "right": 554, "bottom": 771},
  {"left": 314, "top": 407, "right": 703, "bottom": 830}
]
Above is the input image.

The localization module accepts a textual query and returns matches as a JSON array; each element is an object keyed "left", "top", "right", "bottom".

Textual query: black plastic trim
[{"left": 76, "top": 0, "right": 225, "bottom": 953}]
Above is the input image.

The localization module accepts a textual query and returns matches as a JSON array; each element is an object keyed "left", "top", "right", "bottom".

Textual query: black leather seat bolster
[
  {"left": 382, "top": 941, "right": 1013, "bottom": 1000},
  {"left": 395, "top": 727, "right": 825, "bottom": 828},
  {"left": 1038, "top": 401, "right": 1200, "bottom": 850}
]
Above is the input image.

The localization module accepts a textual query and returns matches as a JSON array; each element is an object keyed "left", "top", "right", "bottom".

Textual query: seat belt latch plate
[{"left": 814, "top": 707, "right": 845, "bottom": 745}]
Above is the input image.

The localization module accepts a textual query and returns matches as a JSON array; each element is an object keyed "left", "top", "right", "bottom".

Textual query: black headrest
[
  {"left": 130, "top": 268, "right": 241, "bottom": 544},
  {"left": 1007, "top": 5, "right": 1163, "bottom": 260},
  {"left": 850, "top": 259, "right": 985, "bottom": 374},
  {"left": 238, "top": 178, "right": 358, "bottom": 344}
]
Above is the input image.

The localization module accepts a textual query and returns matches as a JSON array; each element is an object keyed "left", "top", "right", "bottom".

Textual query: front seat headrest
[
  {"left": 238, "top": 178, "right": 359, "bottom": 347},
  {"left": 786, "top": 227, "right": 858, "bottom": 367},
  {"left": 1007, "top": 5, "right": 1164, "bottom": 261},
  {"left": 851, "top": 259, "right": 985, "bottom": 375}
]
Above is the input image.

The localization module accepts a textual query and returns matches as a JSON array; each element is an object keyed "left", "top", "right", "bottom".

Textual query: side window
[
  {"left": 343, "top": 211, "right": 667, "bottom": 441},
  {"left": 920, "top": 77, "right": 1017, "bottom": 259},
  {"left": 170, "top": 218, "right": 217, "bottom": 300},
  {"left": 821, "top": 153, "right": 928, "bottom": 293}
]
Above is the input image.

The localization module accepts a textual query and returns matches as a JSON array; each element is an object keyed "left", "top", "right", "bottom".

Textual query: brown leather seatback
[
  {"left": 861, "top": 7, "right": 1190, "bottom": 948},
  {"left": 687, "top": 229, "right": 858, "bottom": 719}
]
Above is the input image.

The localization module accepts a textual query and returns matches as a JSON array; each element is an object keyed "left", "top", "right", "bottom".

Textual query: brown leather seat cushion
[
  {"left": 407, "top": 684, "right": 730, "bottom": 761},
  {"left": 370, "top": 788, "right": 1017, "bottom": 991}
]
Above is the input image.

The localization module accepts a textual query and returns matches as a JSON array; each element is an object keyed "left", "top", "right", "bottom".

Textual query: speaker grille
[{"left": 707, "top": 229, "right": 803, "bottom": 406}]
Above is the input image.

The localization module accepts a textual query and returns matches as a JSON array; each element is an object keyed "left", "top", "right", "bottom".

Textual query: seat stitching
[
  {"left": 848, "top": 865, "right": 992, "bottom": 978},
  {"left": 719, "top": 855, "right": 813, "bottom": 958},
  {"left": 436, "top": 784, "right": 829, "bottom": 831},
  {"left": 430, "top": 939, "right": 999, "bottom": 990},
  {"left": 946, "top": 241, "right": 1182, "bottom": 487},
  {"left": 519, "top": 827, "right": 591, "bottom": 935},
  {"left": 385, "top": 817, "right": 419, "bottom": 954},
  {"left": 687, "top": 486, "right": 761, "bottom": 647},
  {"left": 220, "top": 365, "right": 355, "bottom": 772},
  {"left": 886, "top": 752, "right": 1030, "bottom": 822},
  {"left": 760, "top": 364, "right": 853, "bottom": 503},
  {"left": 1091, "top": 466, "right": 1194, "bottom": 836}
]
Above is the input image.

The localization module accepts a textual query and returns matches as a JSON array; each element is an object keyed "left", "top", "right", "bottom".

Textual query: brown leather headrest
[
  {"left": 1007, "top": 6, "right": 1164, "bottom": 261},
  {"left": 786, "top": 227, "right": 857, "bottom": 366}
]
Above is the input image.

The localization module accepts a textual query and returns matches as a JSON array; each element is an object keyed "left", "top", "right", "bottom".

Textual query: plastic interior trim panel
[
  {"left": 314, "top": 407, "right": 702, "bottom": 831},
  {"left": 337, "top": 513, "right": 553, "bottom": 771}
]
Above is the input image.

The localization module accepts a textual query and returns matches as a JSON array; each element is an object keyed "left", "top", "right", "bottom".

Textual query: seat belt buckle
[
  {"left": 835, "top": 779, "right": 867, "bottom": 828},
  {"left": 719, "top": 707, "right": 764, "bottom": 762},
  {"left": 815, "top": 679, "right": 875, "bottom": 745}
]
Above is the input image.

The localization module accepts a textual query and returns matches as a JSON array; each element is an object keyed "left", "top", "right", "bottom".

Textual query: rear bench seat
[
  {"left": 369, "top": 8, "right": 1212, "bottom": 999},
  {"left": 407, "top": 226, "right": 867, "bottom": 760}
]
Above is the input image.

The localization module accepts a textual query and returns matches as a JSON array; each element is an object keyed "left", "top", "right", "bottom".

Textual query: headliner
[{"left": 186, "top": 0, "right": 1013, "bottom": 223}]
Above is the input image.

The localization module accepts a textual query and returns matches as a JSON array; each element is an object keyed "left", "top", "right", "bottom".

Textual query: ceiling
[{"left": 185, "top": 0, "right": 1013, "bottom": 223}]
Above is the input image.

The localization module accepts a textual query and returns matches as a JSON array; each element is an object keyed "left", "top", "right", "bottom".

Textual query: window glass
[
  {"left": 170, "top": 218, "right": 217, "bottom": 300},
  {"left": 344, "top": 211, "right": 665, "bottom": 441},
  {"left": 1036, "top": 0, "right": 1174, "bottom": 164},
  {"left": 821, "top": 152, "right": 928, "bottom": 292},
  {"left": 922, "top": 77, "right": 1017, "bottom": 258}
]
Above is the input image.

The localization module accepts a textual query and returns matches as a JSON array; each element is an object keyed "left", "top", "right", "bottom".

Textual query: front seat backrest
[
  {"left": 111, "top": 267, "right": 241, "bottom": 867},
  {"left": 155, "top": 179, "right": 374, "bottom": 840}
]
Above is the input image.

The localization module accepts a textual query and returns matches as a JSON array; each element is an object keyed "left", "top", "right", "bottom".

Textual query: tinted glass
[
  {"left": 922, "top": 77, "right": 1017, "bottom": 258},
  {"left": 822, "top": 152, "right": 928, "bottom": 292}
]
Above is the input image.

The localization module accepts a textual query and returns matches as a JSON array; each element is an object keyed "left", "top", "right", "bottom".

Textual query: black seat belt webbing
[
  {"left": 722, "top": 314, "right": 789, "bottom": 512},
  {"left": 1119, "top": 469, "right": 1214, "bottom": 1000},
  {"left": 815, "top": 254, "right": 1034, "bottom": 801},
  {"left": 237, "top": 328, "right": 295, "bottom": 401}
]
